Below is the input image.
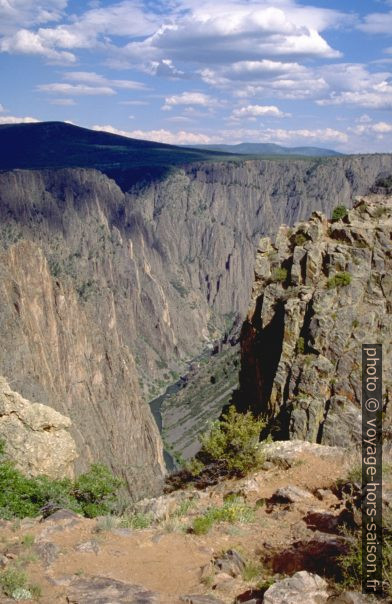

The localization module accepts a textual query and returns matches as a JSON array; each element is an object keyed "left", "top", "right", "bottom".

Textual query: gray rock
[
  {"left": 74, "top": 540, "right": 100, "bottom": 554},
  {"left": 213, "top": 549, "right": 246, "bottom": 577},
  {"left": 0, "top": 377, "right": 77, "bottom": 479},
  {"left": 271, "top": 485, "right": 313, "bottom": 504},
  {"left": 66, "top": 576, "right": 160, "bottom": 603},
  {"left": 263, "top": 571, "right": 330, "bottom": 603},
  {"left": 34, "top": 541, "right": 60, "bottom": 566},
  {"left": 238, "top": 194, "right": 392, "bottom": 447}
]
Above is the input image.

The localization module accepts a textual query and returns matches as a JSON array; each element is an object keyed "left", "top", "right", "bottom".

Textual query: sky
[{"left": 1, "top": 1, "right": 392, "bottom": 153}]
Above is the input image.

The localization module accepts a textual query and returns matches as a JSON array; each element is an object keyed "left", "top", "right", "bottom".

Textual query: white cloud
[
  {"left": 121, "top": 1, "right": 342, "bottom": 72},
  {"left": 231, "top": 104, "right": 288, "bottom": 119},
  {"left": 317, "top": 82, "right": 392, "bottom": 110},
  {"left": 92, "top": 124, "right": 212, "bottom": 144},
  {"left": 201, "top": 60, "right": 328, "bottom": 100},
  {"left": 358, "top": 10, "right": 392, "bottom": 34},
  {"left": 162, "top": 91, "right": 218, "bottom": 111},
  {"left": 0, "top": 0, "right": 67, "bottom": 35},
  {"left": 0, "top": 115, "right": 40, "bottom": 124},
  {"left": 0, "top": 103, "right": 5, "bottom": 112},
  {"left": 38, "top": 83, "right": 116, "bottom": 95},
  {"left": 316, "top": 64, "right": 392, "bottom": 110},
  {"left": 350, "top": 121, "right": 392, "bottom": 135},
  {"left": 258, "top": 127, "right": 348, "bottom": 144},
  {"left": 0, "top": 28, "right": 76, "bottom": 62},
  {"left": 49, "top": 98, "right": 76, "bottom": 105},
  {"left": 63, "top": 71, "right": 146, "bottom": 89}
]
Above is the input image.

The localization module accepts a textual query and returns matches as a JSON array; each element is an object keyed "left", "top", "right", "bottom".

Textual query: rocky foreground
[{"left": 0, "top": 441, "right": 389, "bottom": 603}]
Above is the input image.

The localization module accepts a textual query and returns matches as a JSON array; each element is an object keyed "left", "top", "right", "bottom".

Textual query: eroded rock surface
[
  {"left": 0, "top": 376, "right": 77, "bottom": 479},
  {"left": 238, "top": 195, "right": 392, "bottom": 445}
]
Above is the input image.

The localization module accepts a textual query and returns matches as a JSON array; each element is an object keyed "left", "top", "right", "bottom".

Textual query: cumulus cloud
[
  {"left": 0, "top": 28, "right": 76, "bottom": 62},
  {"left": 231, "top": 104, "right": 288, "bottom": 119},
  {"left": 92, "top": 123, "right": 212, "bottom": 144},
  {"left": 120, "top": 2, "right": 342, "bottom": 75},
  {"left": 162, "top": 92, "right": 219, "bottom": 111}
]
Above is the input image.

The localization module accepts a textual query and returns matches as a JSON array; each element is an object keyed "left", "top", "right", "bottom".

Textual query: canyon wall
[{"left": 0, "top": 155, "right": 391, "bottom": 493}]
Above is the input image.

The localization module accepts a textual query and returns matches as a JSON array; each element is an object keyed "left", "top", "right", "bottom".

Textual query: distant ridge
[
  {"left": 0, "top": 122, "right": 341, "bottom": 190},
  {"left": 0, "top": 121, "right": 235, "bottom": 188},
  {"left": 186, "top": 142, "right": 343, "bottom": 157}
]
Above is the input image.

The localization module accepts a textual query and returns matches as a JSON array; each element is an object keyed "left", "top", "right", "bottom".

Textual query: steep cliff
[
  {"left": 238, "top": 194, "right": 391, "bottom": 445},
  {"left": 0, "top": 154, "right": 392, "bottom": 494}
]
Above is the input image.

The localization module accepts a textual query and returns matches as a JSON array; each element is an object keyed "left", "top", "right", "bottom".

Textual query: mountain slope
[
  {"left": 185, "top": 142, "right": 342, "bottom": 157},
  {"left": 0, "top": 121, "right": 236, "bottom": 188}
]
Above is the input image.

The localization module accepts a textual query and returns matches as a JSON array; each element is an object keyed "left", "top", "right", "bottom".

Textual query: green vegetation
[
  {"left": 0, "top": 567, "right": 41, "bottom": 601},
  {"left": 327, "top": 271, "right": 352, "bottom": 289},
  {"left": 199, "top": 405, "right": 265, "bottom": 475},
  {"left": 271, "top": 267, "right": 288, "bottom": 283},
  {"left": 242, "top": 561, "right": 263, "bottom": 582},
  {"left": 120, "top": 512, "right": 153, "bottom": 530},
  {"left": 0, "top": 441, "right": 123, "bottom": 520},
  {"left": 192, "top": 496, "right": 254, "bottom": 535},
  {"left": 331, "top": 205, "right": 348, "bottom": 222},
  {"left": 294, "top": 232, "right": 307, "bottom": 246},
  {"left": 296, "top": 336, "right": 305, "bottom": 354}
]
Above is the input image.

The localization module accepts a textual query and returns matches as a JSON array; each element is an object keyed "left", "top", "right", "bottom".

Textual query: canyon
[{"left": 0, "top": 126, "right": 392, "bottom": 497}]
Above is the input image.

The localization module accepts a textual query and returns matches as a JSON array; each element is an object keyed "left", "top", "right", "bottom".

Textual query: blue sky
[{"left": 1, "top": 0, "right": 392, "bottom": 152}]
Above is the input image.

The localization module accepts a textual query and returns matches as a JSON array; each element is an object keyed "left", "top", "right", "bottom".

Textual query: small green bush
[
  {"left": 0, "top": 568, "right": 28, "bottom": 598},
  {"left": 327, "top": 271, "right": 352, "bottom": 289},
  {"left": 192, "top": 497, "right": 254, "bottom": 535},
  {"left": 294, "top": 233, "right": 307, "bottom": 246},
  {"left": 271, "top": 267, "right": 288, "bottom": 283},
  {"left": 199, "top": 405, "right": 265, "bottom": 475},
  {"left": 331, "top": 205, "right": 348, "bottom": 222},
  {"left": 0, "top": 441, "right": 123, "bottom": 520},
  {"left": 120, "top": 511, "right": 153, "bottom": 530}
]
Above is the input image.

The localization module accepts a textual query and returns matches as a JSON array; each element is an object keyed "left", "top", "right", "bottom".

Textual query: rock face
[
  {"left": 0, "top": 376, "right": 77, "bottom": 479},
  {"left": 238, "top": 194, "right": 392, "bottom": 445},
  {"left": 0, "top": 157, "right": 391, "bottom": 495}
]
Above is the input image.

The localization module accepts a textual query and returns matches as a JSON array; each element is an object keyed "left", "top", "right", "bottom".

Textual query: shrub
[
  {"left": 294, "top": 233, "right": 307, "bottom": 246},
  {"left": 199, "top": 405, "right": 265, "bottom": 475},
  {"left": 327, "top": 272, "right": 352, "bottom": 289},
  {"left": 0, "top": 441, "right": 123, "bottom": 520},
  {"left": 272, "top": 267, "right": 288, "bottom": 283},
  {"left": 120, "top": 512, "right": 153, "bottom": 530},
  {"left": 0, "top": 568, "right": 28, "bottom": 598},
  {"left": 73, "top": 463, "right": 123, "bottom": 517},
  {"left": 192, "top": 497, "right": 254, "bottom": 535},
  {"left": 331, "top": 205, "right": 348, "bottom": 222}
]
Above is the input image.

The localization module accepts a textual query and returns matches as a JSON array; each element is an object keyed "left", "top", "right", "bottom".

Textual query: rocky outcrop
[
  {"left": 238, "top": 194, "right": 392, "bottom": 445},
  {"left": 0, "top": 376, "right": 77, "bottom": 479},
  {"left": 0, "top": 156, "right": 391, "bottom": 495}
]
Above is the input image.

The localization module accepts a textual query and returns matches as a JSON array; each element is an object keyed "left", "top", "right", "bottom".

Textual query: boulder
[
  {"left": 263, "top": 571, "right": 330, "bottom": 604},
  {"left": 0, "top": 376, "right": 77, "bottom": 479},
  {"left": 66, "top": 576, "right": 160, "bottom": 603}
]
